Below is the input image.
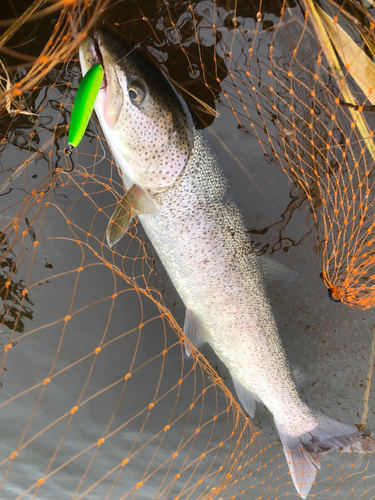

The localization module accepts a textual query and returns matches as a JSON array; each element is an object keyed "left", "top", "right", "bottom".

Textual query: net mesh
[{"left": 1, "top": 0, "right": 375, "bottom": 498}]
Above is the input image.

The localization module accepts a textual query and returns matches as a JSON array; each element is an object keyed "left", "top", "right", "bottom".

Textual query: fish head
[{"left": 79, "top": 30, "right": 194, "bottom": 190}]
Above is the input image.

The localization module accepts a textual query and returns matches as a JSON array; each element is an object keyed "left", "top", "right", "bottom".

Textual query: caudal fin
[{"left": 275, "top": 414, "right": 375, "bottom": 498}]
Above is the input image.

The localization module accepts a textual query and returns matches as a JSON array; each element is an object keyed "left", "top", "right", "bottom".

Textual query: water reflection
[{"left": 0, "top": 236, "right": 34, "bottom": 336}]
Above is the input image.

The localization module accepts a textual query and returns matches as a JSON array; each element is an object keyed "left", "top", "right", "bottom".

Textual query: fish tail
[{"left": 275, "top": 413, "right": 375, "bottom": 498}]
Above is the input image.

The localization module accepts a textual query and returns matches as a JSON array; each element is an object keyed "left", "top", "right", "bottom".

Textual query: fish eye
[{"left": 128, "top": 83, "right": 145, "bottom": 104}]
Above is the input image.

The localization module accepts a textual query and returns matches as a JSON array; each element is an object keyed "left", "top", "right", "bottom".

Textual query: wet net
[{"left": 1, "top": 0, "right": 375, "bottom": 499}]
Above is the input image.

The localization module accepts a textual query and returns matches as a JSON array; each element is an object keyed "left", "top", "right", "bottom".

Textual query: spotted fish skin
[
  {"left": 80, "top": 30, "right": 375, "bottom": 498},
  {"left": 141, "top": 129, "right": 326, "bottom": 433},
  {"left": 79, "top": 31, "right": 193, "bottom": 192},
  {"left": 141, "top": 129, "right": 312, "bottom": 425}
]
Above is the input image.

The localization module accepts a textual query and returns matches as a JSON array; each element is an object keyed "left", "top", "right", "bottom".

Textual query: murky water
[{"left": 1, "top": 1, "right": 375, "bottom": 498}]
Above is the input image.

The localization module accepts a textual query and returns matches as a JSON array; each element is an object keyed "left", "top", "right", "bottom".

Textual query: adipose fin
[{"left": 260, "top": 254, "right": 300, "bottom": 282}]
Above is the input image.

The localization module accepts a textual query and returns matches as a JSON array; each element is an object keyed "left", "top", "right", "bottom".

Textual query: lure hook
[
  {"left": 65, "top": 145, "right": 75, "bottom": 172},
  {"left": 44, "top": 145, "right": 75, "bottom": 195}
]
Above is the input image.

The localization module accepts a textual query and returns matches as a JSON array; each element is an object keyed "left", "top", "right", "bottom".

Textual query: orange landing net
[
  {"left": 2, "top": 2, "right": 375, "bottom": 309},
  {"left": 0, "top": 1, "right": 375, "bottom": 499}
]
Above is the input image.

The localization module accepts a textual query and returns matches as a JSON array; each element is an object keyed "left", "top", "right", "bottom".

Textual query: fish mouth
[
  {"left": 83, "top": 30, "right": 123, "bottom": 128},
  {"left": 89, "top": 36, "right": 107, "bottom": 90}
]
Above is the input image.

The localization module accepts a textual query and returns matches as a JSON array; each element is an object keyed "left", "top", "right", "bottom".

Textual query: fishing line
[
  {"left": 113, "top": 43, "right": 141, "bottom": 65},
  {"left": 112, "top": 28, "right": 154, "bottom": 66},
  {"left": 89, "top": 120, "right": 108, "bottom": 168},
  {"left": 140, "top": 139, "right": 175, "bottom": 174}
]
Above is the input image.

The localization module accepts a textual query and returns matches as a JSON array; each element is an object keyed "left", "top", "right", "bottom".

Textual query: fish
[{"left": 79, "top": 29, "right": 375, "bottom": 498}]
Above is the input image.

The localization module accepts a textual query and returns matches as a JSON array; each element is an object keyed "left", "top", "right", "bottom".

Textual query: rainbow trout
[{"left": 79, "top": 30, "right": 374, "bottom": 497}]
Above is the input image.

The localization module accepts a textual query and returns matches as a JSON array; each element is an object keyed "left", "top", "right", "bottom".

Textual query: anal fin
[
  {"left": 183, "top": 309, "right": 211, "bottom": 357},
  {"left": 232, "top": 374, "right": 258, "bottom": 418},
  {"left": 106, "top": 184, "right": 159, "bottom": 247}
]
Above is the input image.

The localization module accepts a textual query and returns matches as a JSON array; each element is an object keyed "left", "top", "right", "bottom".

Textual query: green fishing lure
[{"left": 68, "top": 63, "right": 104, "bottom": 148}]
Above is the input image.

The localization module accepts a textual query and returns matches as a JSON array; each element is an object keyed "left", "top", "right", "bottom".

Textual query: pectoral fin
[
  {"left": 129, "top": 186, "right": 159, "bottom": 215},
  {"left": 231, "top": 374, "right": 258, "bottom": 418},
  {"left": 183, "top": 308, "right": 211, "bottom": 357},
  {"left": 106, "top": 193, "right": 133, "bottom": 248},
  {"left": 106, "top": 185, "right": 159, "bottom": 247}
]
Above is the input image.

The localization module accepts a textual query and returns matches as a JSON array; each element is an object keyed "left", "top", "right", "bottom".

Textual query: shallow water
[{"left": 1, "top": 1, "right": 375, "bottom": 499}]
